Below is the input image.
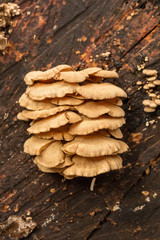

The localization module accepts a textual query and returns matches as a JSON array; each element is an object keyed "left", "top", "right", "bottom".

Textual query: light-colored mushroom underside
[
  {"left": 62, "top": 155, "right": 122, "bottom": 178},
  {"left": 26, "top": 81, "right": 78, "bottom": 100},
  {"left": 69, "top": 116, "right": 125, "bottom": 135},
  {"left": 62, "top": 134, "right": 128, "bottom": 157},
  {"left": 27, "top": 111, "right": 82, "bottom": 134}
]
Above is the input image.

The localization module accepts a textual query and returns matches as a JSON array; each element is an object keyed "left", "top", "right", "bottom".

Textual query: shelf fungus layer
[{"left": 18, "top": 65, "right": 128, "bottom": 179}]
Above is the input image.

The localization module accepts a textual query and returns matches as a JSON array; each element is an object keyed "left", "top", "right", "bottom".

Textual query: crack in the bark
[{"left": 120, "top": 24, "right": 158, "bottom": 59}]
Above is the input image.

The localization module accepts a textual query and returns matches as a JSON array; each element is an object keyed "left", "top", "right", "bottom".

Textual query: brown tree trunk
[{"left": 0, "top": 0, "right": 160, "bottom": 239}]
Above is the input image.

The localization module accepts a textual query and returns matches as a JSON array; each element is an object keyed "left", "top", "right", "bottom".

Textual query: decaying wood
[{"left": 0, "top": 0, "right": 160, "bottom": 239}]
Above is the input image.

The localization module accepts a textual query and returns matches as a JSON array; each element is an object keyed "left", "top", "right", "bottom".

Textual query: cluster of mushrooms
[
  {"left": 18, "top": 65, "right": 128, "bottom": 179},
  {"left": 141, "top": 69, "right": 160, "bottom": 113},
  {"left": 0, "top": 3, "right": 21, "bottom": 50}
]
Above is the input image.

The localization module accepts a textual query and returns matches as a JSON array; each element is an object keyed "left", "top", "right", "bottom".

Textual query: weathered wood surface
[{"left": 0, "top": 0, "right": 160, "bottom": 239}]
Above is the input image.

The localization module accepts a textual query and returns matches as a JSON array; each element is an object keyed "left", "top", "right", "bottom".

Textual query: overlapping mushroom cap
[
  {"left": 24, "top": 64, "right": 71, "bottom": 85},
  {"left": 19, "top": 93, "right": 54, "bottom": 110},
  {"left": 62, "top": 135, "right": 128, "bottom": 157},
  {"left": 74, "top": 101, "right": 125, "bottom": 118},
  {"left": 35, "top": 125, "right": 74, "bottom": 141},
  {"left": 51, "top": 96, "right": 84, "bottom": 106},
  {"left": 76, "top": 83, "right": 127, "bottom": 100},
  {"left": 62, "top": 155, "right": 122, "bottom": 178},
  {"left": 26, "top": 82, "right": 78, "bottom": 100},
  {"left": 24, "top": 136, "right": 53, "bottom": 155},
  {"left": 69, "top": 116, "right": 125, "bottom": 135},
  {"left": 27, "top": 111, "right": 82, "bottom": 134},
  {"left": 18, "top": 65, "right": 128, "bottom": 179}
]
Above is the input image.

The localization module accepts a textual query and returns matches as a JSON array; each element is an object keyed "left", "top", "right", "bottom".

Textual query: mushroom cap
[
  {"left": 62, "top": 155, "right": 122, "bottom": 177},
  {"left": 69, "top": 116, "right": 125, "bottom": 135},
  {"left": 76, "top": 83, "right": 127, "bottom": 100},
  {"left": 51, "top": 96, "right": 84, "bottom": 106},
  {"left": 19, "top": 93, "right": 54, "bottom": 110},
  {"left": 136, "top": 81, "right": 142, "bottom": 85},
  {"left": 83, "top": 67, "right": 102, "bottom": 75},
  {"left": 35, "top": 125, "right": 74, "bottom": 141},
  {"left": 143, "top": 100, "right": 151, "bottom": 106},
  {"left": 24, "top": 136, "right": 53, "bottom": 155},
  {"left": 144, "top": 107, "right": 156, "bottom": 112},
  {"left": 153, "top": 80, "right": 160, "bottom": 85},
  {"left": 74, "top": 101, "right": 125, "bottom": 118},
  {"left": 34, "top": 155, "right": 73, "bottom": 173},
  {"left": 19, "top": 106, "right": 70, "bottom": 120},
  {"left": 24, "top": 64, "right": 71, "bottom": 85},
  {"left": 147, "top": 76, "right": 157, "bottom": 81},
  {"left": 62, "top": 135, "right": 128, "bottom": 157},
  {"left": 90, "top": 70, "right": 119, "bottom": 78},
  {"left": 34, "top": 141, "right": 65, "bottom": 168},
  {"left": 147, "top": 83, "right": 155, "bottom": 88},
  {"left": 149, "top": 101, "right": 157, "bottom": 108},
  {"left": 155, "top": 99, "right": 160, "bottom": 105},
  {"left": 108, "top": 128, "right": 123, "bottom": 139},
  {"left": 149, "top": 93, "right": 157, "bottom": 97},
  {"left": 142, "top": 69, "right": 157, "bottom": 76},
  {"left": 65, "top": 111, "right": 82, "bottom": 123},
  {"left": 27, "top": 111, "right": 82, "bottom": 134},
  {"left": 55, "top": 70, "right": 89, "bottom": 83},
  {"left": 143, "top": 85, "right": 150, "bottom": 90},
  {"left": 26, "top": 82, "right": 78, "bottom": 100},
  {"left": 17, "top": 112, "right": 29, "bottom": 121}
]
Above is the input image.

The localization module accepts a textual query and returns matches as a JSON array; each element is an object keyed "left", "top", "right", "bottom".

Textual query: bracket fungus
[
  {"left": 26, "top": 81, "right": 78, "bottom": 100},
  {"left": 142, "top": 68, "right": 160, "bottom": 113},
  {"left": 18, "top": 65, "right": 128, "bottom": 178}
]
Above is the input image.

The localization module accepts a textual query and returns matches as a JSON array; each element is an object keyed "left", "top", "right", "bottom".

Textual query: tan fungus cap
[
  {"left": 24, "top": 64, "right": 71, "bottom": 85},
  {"left": 34, "top": 141, "right": 65, "bottom": 168},
  {"left": 155, "top": 99, "right": 160, "bottom": 105},
  {"left": 142, "top": 69, "right": 157, "bottom": 76},
  {"left": 19, "top": 106, "right": 70, "bottom": 120},
  {"left": 90, "top": 70, "right": 119, "bottom": 78},
  {"left": 76, "top": 83, "right": 127, "bottom": 100},
  {"left": 19, "top": 93, "right": 54, "bottom": 110},
  {"left": 83, "top": 67, "right": 102, "bottom": 75},
  {"left": 62, "top": 155, "right": 122, "bottom": 178},
  {"left": 27, "top": 111, "right": 82, "bottom": 134},
  {"left": 62, "top": 135, "right": 128, "bottom": 157},
  {"left": 144, "top": 107, "right": 155, "bottom": 112},
  {"left": 34, "top": 155, "right": 73, "bottom": 173},
  {"left": 35, "top": 125, "right": 74, "bottom": 141},
  {"left": 74, "top": 101, "right": 125, "bottom": 118},
  {"left": 108, "top": 128, "right": 123, "bottom": 139},
  {"left": 26, "top": 82, "right": 78, "bottom": 101},
  {"left": 55, "top": 70, "right": 88, "bottom": 83},
  {"left": 17, "top": 112, "right": 29, "bottom": 121},
  {"left": 24, "top": 136, "right": 53, "bottom": 155},
  {"left": 69, "top": 116, "right": 125, "bottom": 135}
]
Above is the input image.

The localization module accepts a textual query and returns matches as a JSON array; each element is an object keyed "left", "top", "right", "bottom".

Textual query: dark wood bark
[{"left": 0, "top": 0, "right": 160, "bottom": 239}]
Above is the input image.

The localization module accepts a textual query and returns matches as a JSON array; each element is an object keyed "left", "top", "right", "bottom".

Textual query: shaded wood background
[{"left": 0, "top": 0, "right": 160, "bottom": 239}]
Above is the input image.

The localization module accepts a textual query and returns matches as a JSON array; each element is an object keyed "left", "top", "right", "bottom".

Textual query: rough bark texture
[{"left": 0, "top": 0, "right": 160, "bottom": 239}]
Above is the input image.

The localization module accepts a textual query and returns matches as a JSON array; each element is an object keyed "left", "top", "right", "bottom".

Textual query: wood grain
[{"left": 0, "top": 0, "right": 160, "bottom": 239}]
